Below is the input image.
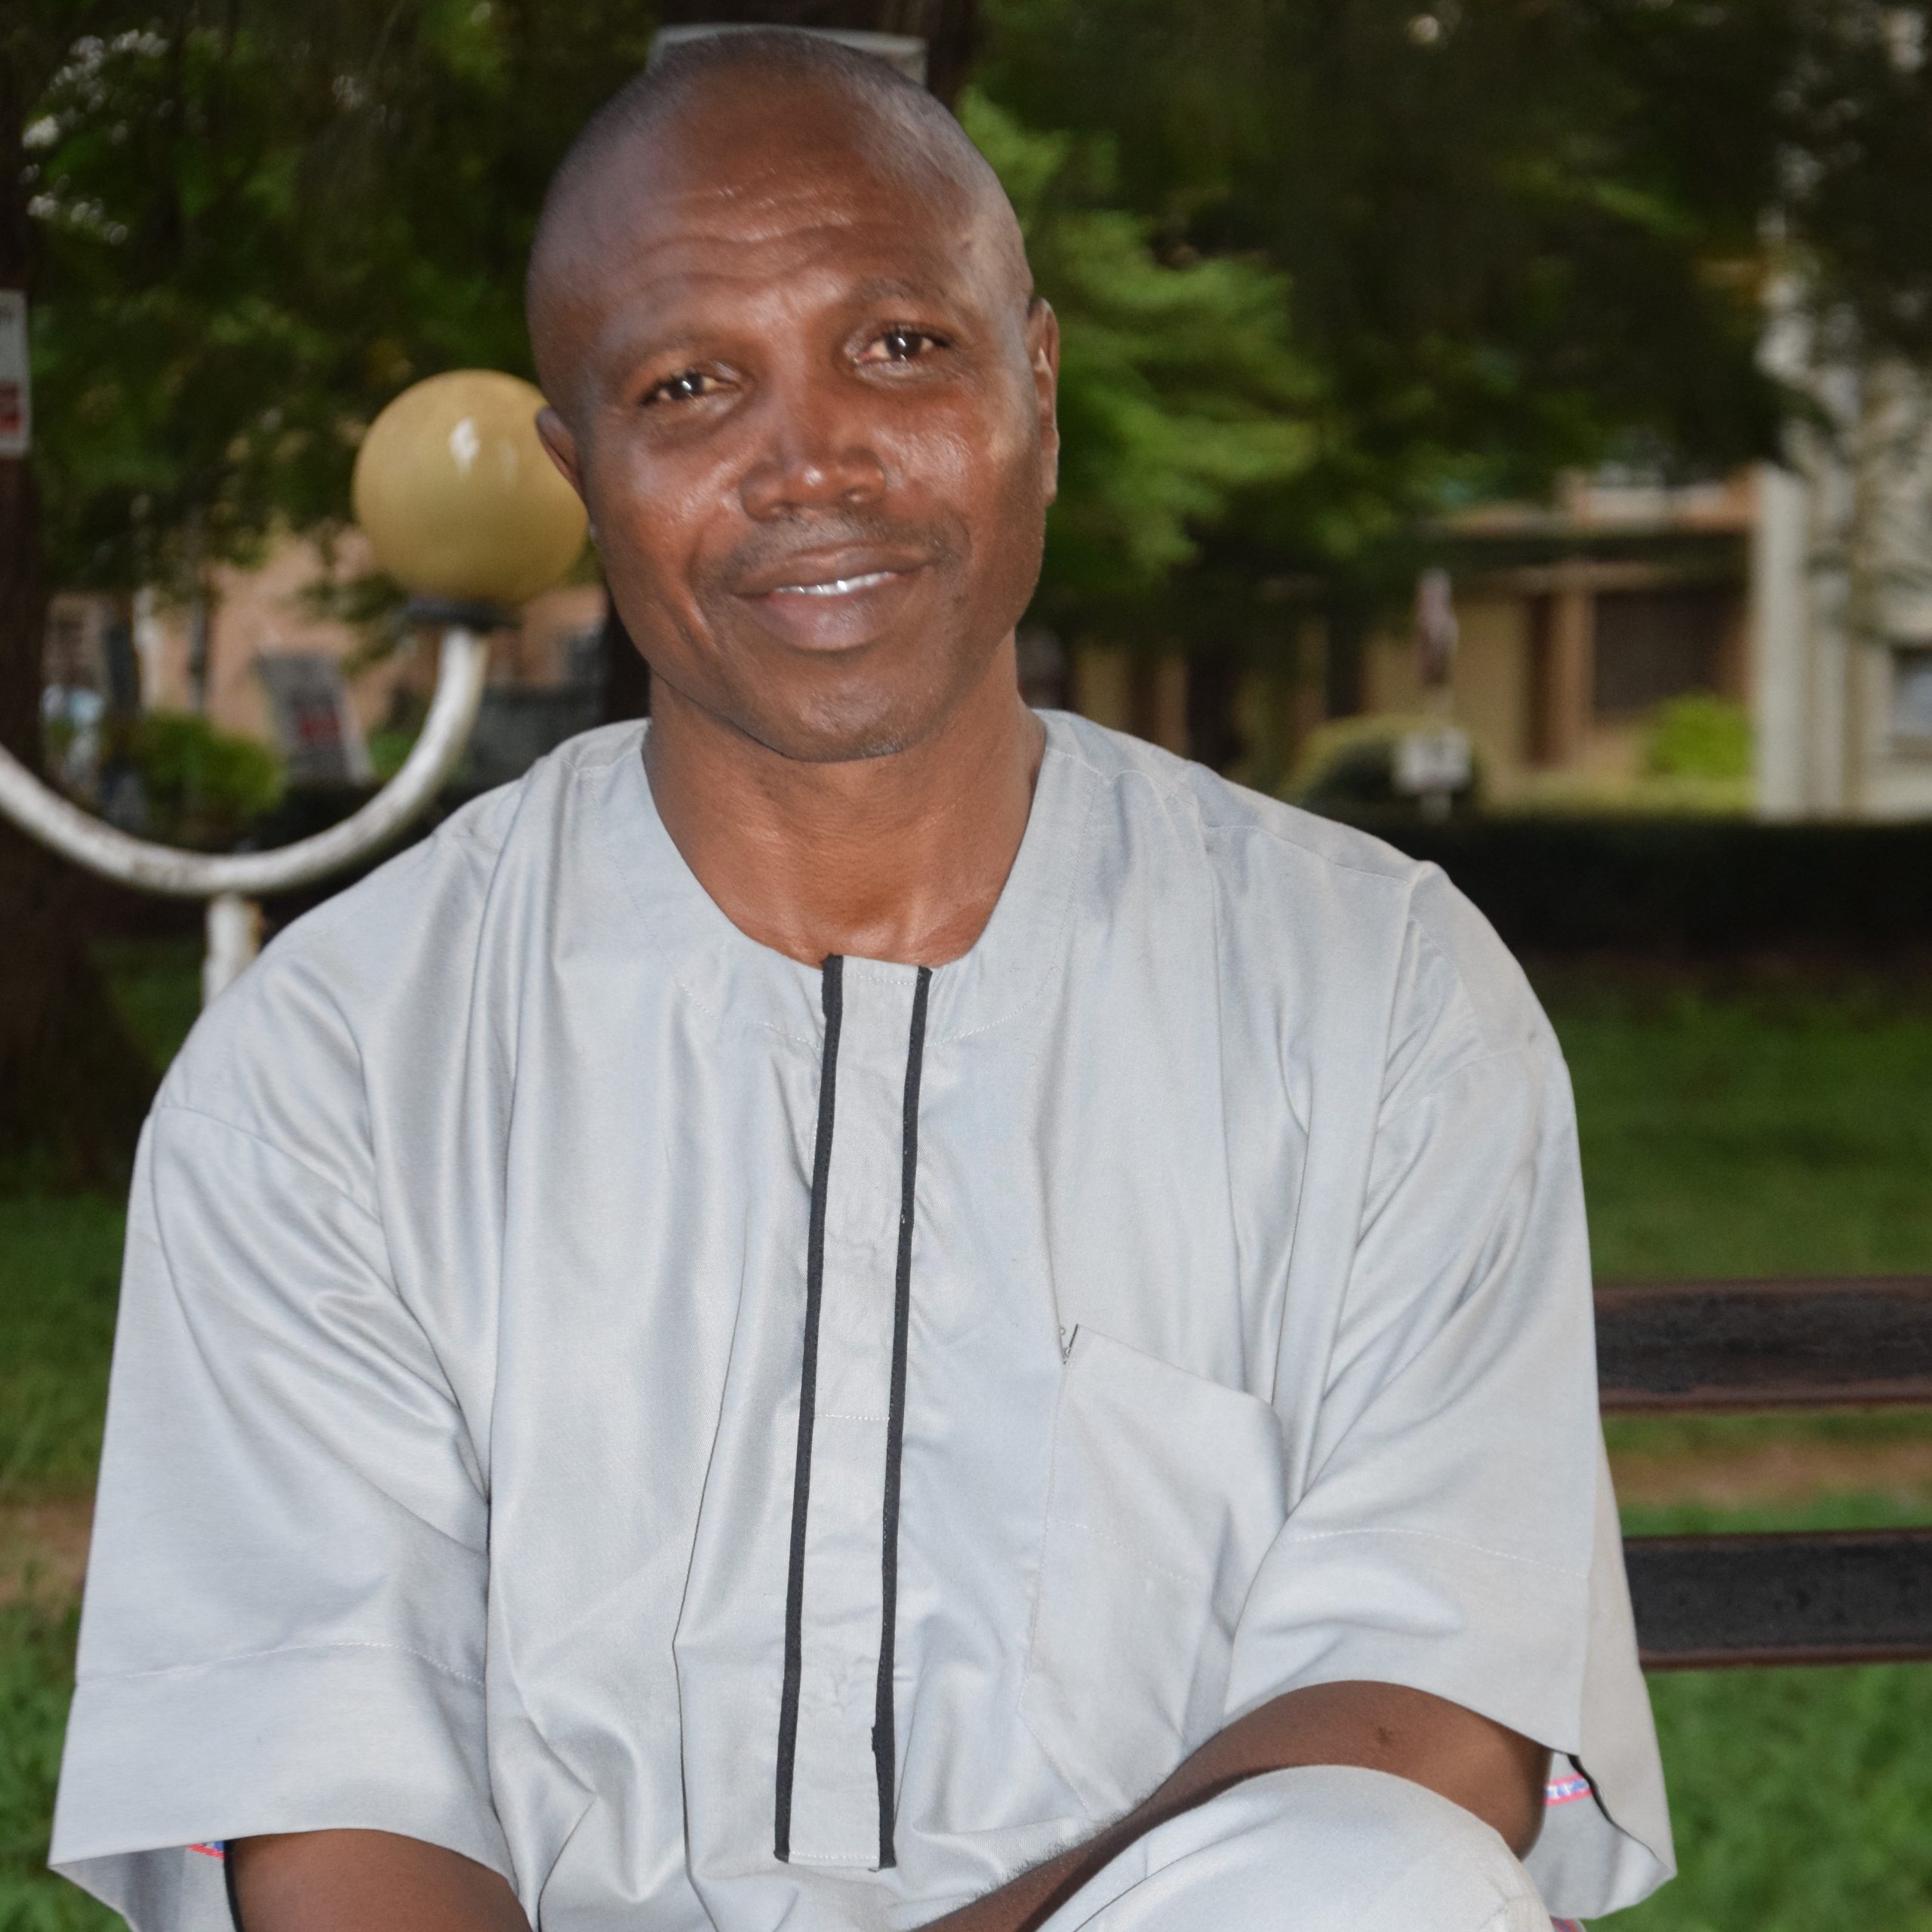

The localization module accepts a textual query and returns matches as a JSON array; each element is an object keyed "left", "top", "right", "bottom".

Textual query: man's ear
[
  {"left": 1026, "top": 299, "right": 1061, "bottom": 505},
  {"left": 536, "top": 405, "right": 585, "bottom": 500}
]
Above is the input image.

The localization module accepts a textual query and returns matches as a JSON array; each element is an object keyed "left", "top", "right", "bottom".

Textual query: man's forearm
[
  {"left": 227, "top": 1829, "right": 528, "bottom": 1932},
  {"left": 925, "top": 1680, "right": 1550, "bottom": 1932},
  {"left": 225, "top": 1684, "right": 1546, "bottom": 1932}
]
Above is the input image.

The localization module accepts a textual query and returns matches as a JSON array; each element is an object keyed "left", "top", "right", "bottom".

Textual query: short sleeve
[
  {"left": 1223, "top": 904, "right": 1674, "bottom": 1918},
  {"left": 50, "top": 1101, "right": 509, "bottom": 1930}
]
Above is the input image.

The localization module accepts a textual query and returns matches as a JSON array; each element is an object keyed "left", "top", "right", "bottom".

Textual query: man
[{"left": 52, "top": 31, "right": 1672, "bottom": 1932}]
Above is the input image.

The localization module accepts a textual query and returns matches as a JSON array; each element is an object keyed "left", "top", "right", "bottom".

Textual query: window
[
  {"left": 1592, "top": 589, "right": 1734, "bottom": 715},
  {"left": 1891, "top": 645, "right": 1932, "bottom": 746}
]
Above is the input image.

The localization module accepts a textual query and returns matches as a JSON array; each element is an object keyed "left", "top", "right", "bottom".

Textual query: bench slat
[
  {"left": 1626, "top": 1528, "right": 1932, "bottom": 1667},
  {"left": 1597, "top": 1277, "right": 1932, "bottom": 1411}
]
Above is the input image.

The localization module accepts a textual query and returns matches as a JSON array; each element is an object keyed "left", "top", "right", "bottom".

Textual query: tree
[
  {"left": 978, "top": 0, "right": 1795, "bottom": 617},
  {"left": 2, "top": 2, "right": 680, "bottom": 1170},
  {"left": 960, "top": 90, "right": 1315, "bottom": 620},
  {"left": 2, "top": 8, "right": 157, "bottom": 1180}
]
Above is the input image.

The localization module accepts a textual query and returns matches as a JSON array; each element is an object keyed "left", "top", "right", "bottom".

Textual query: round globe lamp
[
  {"left": 352, "top": 370, "right": 586, "bottom": 612},
  {"left": 0, "top": 368, "right": 589, "bottom": 1014}
]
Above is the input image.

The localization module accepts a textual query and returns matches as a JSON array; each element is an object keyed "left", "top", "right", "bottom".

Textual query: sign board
[
  {"left": 1393, "top": 725, "right": 1474, "bottom": 796},
  {"left": 0, "top": 292, "right": 29, "bottom": 458},
  {"left": 257, "top": 652, "right": 374, "bottom": 786}
]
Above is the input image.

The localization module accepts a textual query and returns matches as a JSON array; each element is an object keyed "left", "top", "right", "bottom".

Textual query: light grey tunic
[{"left": 51, "top": 714, "right": 1672, "bottom": 1930}]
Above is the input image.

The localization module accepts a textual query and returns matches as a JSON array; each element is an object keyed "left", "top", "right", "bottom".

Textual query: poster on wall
[{"left": 0, "top": 292, "right": 28, "bottom": 458}]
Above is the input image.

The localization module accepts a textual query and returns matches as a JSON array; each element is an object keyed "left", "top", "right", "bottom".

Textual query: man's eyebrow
[{"left": 848, "top": 274, "right": 952, "bottom": 306}]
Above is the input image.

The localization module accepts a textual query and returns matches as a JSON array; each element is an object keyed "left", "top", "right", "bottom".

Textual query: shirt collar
[{"left": 594, "top": 712, "right": 1097, "bottom": 1047}]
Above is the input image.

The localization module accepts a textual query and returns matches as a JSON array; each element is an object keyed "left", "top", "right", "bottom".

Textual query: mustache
[{"left": 703, "top": 509, "right": 961, "bottom": 595}]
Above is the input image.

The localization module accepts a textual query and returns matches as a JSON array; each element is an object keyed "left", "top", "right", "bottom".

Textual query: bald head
[
  {"left": 521, "top": 26, "right": 1060, "bottom": 774},
  {"left": 526, "top": 29, "right": 1031, "bottom": 410}
]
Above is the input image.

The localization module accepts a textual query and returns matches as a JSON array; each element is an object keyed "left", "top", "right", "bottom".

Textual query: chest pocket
[{"left": 1020, "top": 1327, "right": 1289, "bottom": 1821}]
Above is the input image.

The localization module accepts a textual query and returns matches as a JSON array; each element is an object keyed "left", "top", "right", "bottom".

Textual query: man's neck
[{"left": 644, "top": 640, "right": 1045, "bottom": 969}]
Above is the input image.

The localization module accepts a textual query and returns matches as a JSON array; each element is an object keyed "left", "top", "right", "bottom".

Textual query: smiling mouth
[{"left": 763, "top": 569, "right": 905, "bottom": 598}]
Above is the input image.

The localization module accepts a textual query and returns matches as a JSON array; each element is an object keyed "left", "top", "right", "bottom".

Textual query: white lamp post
[{"left": 0, "top": 368, "right": 586, "bottom": 1002}]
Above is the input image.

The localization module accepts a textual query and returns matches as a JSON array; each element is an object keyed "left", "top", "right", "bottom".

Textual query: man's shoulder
[
  {"left": 1049, "top": 711, "right": 1435, "bottom": 902},
  {"left": 158, "top": 723, "right": 645, "bottom": 1137},
  {"left": 1049, "top": 715, "right": 1541, "bottom": 1063}
]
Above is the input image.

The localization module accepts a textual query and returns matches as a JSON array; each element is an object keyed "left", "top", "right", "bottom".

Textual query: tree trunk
[{"left": 0, "top": 48, "right": 158, "bottom": 1181}]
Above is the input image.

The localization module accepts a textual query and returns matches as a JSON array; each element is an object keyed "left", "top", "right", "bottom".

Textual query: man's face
[{"left": 537, "top": 84, "right": 1060, "bottom": 764}]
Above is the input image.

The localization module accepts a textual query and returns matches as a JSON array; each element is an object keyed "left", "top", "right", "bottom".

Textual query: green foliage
[
  {"left": 14, "top": 18, "right": 1329, "bottom": 634},
  {"left": 112, "top": 710, "right": 284, "bottom": 848},
  {"left": 0, "top": 1194, "right": 122, "bottom": 1502},
  {"left": 16, "top": 4, "right": 660, "bottom": 599},
  {"left": 93, "top": 939, "right": 202, "bottom": 1076},
  {"left": 1644, "top": 694, "right": 1754, "bottom": 782},
  {"left": 1623, "top": 1656, "right": 1932, "bottom": 1932},
  {"left": 959, "top": 91, "right": 1316, "bottom": 602},
  {"left": 1545, "top": 974, "right": 1932, "bottom": 1280},
  {"left": 1767, "top": 4, "right": 1932, "bottom": 365},
  {"left": 1502, "top": 769, "right": 1755, "bottom": 818},
  {"left": 14, "top": 1, "right": 1932, "bottom": 654},
  {"left": 974, "top": 0, "right": 1932, "bottom": 626},
  {"left": 980, "top": 0, "right": 1788, "bottom": 595},
  {"left": 0, "top": 1597, "right": 117, "bottom": 1932},
  {"left": 365, "top": 728, "right": 418, "bottom": 783}
]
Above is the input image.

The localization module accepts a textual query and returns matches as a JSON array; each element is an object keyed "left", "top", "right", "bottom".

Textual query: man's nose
[{"left": 737, "top": 392, "right": 888, "bottom": 521}]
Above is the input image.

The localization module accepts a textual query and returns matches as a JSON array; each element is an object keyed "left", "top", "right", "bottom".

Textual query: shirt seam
[
  {"left": 1376, "top": 1040, "right": 1546, "bottom": 1129},
  {"left": 930, "top": 744, "right": 1098, "bottom": 1047},
  {"left": 1056, "top": 1518, "right": 1201, "bottom": 1589},
  {"left": 1193, "top": 798, "right": 1428, "bottom": 891},
  {"left": 581, "top": 746, "right": 824, "bottom": 1049},
  {"left": 78, "top": 1637, "right": 484, "bottom": 1692},
  {"left": 1048, "top": 739, "right": 1424, "bottom": 992},
  {"left": 150, "top": 1102, "right": 382, "bottom": 1223},
  {"left": 666, "top": 969, "right": 820, "bottom": 1048},
  {"left": 1276, "top": 1524, "right": 1589, "bottom": 1583},
  {"left": 570, "top": 726, "right": 648, "bottom": 777}
]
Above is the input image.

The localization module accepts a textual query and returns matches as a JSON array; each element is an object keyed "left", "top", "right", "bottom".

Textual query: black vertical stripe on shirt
[
  {"left": 872, "top": 964, "right": 931, "bottom": 1869},
  {"left": 775, "top": 954, "right": 844, "bottom": 1863}
]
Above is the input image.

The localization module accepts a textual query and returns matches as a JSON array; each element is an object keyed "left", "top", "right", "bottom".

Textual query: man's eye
[
  {"left": 644, "top": 370, "right": 720, "bottom": 406},
  {"left": 860, "top": 327, "right": 946, "bottom": 365}
]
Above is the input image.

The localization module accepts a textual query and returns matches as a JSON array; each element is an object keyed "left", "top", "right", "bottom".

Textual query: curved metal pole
[{"left": 0, "top": 626, "right": 489, "bottom": 899}]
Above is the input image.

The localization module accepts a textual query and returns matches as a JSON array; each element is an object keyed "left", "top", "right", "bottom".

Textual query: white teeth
[{"left": 774, "top": 571, "right": 895, "bottom": 597}]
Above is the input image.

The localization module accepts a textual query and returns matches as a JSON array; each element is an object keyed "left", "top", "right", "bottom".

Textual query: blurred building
[
  {"left": 42, "top": 531, "right": 608, "bottom": 801},
  {"left": 1069, "top": 462, "right": 1932, "bottom": 820},
  {"left": 40, "top": 454, "right": 1932, "bottom": 821}
]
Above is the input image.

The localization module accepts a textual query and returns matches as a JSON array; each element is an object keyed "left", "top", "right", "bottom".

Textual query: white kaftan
[{"left": 51, "top": 713, "right": 1672, "bottom": 1930}]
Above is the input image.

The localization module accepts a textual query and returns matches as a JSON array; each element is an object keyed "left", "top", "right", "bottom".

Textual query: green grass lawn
[
  {"left": 1543, "top": 968, "right": 1932, "bottom": 1281},
  {"left": 0, "top": 1198, "right": 125, "bottom": 1508},
  {"left": 1557, "top": 970, "right": 1932, "bottom": 1927},
  {"left": 1, "top": 950, "right": 1930, "bottom": 1928}
]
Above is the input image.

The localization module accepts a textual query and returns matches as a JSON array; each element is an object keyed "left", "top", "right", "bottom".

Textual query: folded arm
[
  {"left": 923, "top": 1678, "right": 1548, "bottom": 1932},
  {"left": 227, "top": 1832, "right": 528, "bottom": 1932},
  {"left": 226, "top": 1679, "right": 1542, "bottom": 1932}
]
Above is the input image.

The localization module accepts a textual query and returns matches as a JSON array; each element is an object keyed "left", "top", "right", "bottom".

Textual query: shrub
[
  {"left": 110, "top": 712, "right": 285, "bottom": 848},
  {"left": 1645, "top": 694, "right": 1753, "bottom": 781}
]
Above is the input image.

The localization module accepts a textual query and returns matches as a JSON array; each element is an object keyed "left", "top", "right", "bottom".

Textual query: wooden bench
[{"left": 1599, "top": 1276, "right": 1932, "bottom": 1668}]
